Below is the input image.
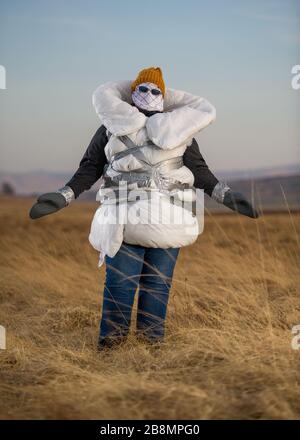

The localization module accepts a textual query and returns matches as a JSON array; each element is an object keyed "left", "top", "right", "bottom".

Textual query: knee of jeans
[
  {"left": 140, "top": 274, "right": 172, "bottom": 292},
  {"left": 105, "top": 268, "right": 141, "bottom": 287}
]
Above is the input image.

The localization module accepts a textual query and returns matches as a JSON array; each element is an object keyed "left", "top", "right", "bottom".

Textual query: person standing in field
[{"left": 30, "top": 67, "right": 259, "bottom": 349}]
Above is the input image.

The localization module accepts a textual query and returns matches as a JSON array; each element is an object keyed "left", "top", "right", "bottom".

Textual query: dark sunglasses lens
[
  {"left": 138, "top": 86, "right": 149, "bottom": 93},
  {"left": 151, "top": 89, "right": 161, "bottom": 96}
]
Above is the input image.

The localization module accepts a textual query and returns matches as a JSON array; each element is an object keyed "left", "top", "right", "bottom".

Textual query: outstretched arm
[
  {"left": 183, "top": 138, "right": 219, "bottom": 196},
  {"left": 29, "top": 125, "right": 108, "bottom": 219},
  {"left": 183, "top": 139, "right": 259, "bottom": 218},
  {"left": 65, "top": 125, "right": 108, "bottom": 199}
]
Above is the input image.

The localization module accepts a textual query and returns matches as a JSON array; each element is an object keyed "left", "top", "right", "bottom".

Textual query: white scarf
[{"left": 92, "top": 80, "right": 216, "bottom": 148}]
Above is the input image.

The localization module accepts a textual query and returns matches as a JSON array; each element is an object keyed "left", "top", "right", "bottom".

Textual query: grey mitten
[
  {"left": 29, "top": 186, "right": 74, "bottom": 220},
  {"left": 223, "top": 191, "right": 259, "bottom": 218},
  {"left": 212, "top": 182, "right": 259, "bottom": 218}
]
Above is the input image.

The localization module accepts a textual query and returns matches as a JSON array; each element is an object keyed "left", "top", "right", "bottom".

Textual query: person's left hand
[{"left": 223, "top": 191, "right": 260, "bottom": 218}]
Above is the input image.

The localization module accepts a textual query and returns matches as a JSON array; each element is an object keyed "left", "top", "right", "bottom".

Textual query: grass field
[{"left": 0, "top": 196, "right": 299, "bottom": 419}]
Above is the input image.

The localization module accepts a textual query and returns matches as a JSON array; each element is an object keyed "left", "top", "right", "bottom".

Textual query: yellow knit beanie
[{"left": 131, "top": 67, "right": 165, "bottom": 97}]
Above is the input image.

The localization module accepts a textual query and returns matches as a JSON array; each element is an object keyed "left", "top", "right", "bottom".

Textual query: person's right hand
[{"left": 29, "top": 192, "right": 67, "bottom": 219}]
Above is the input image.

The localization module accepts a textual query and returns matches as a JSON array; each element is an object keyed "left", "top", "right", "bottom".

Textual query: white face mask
[{"left": 132, "top": 82, "right": 164, "bottom": 112}]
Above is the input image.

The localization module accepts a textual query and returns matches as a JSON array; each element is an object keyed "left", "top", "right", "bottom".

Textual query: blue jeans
[{"left": 98, "top": 243, "right": 179, "bottom": 347}]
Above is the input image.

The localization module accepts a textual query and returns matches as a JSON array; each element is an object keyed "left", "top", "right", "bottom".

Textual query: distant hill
[
  {"left": 0, "top": 170, "right": 74, "bottom": 196},
  {"left": 1, "top": 166, "right": 299, "bottom": 211},
  {"left": 214, "top": 163, "right": 300, "bottom": 181},
  {"left": 205, "top": 174, "right": 300, "bottom": 212}
]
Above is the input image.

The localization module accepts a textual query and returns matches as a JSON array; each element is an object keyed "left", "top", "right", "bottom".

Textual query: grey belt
[
  {"left": 105, "top": 134, "right": 186, "bottom": 190},
  {"left": 100, "top": 134, "right": 192, "bottom": 202}
]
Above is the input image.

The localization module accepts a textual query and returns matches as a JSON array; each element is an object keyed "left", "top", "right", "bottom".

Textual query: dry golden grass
[{"left": 0, "top": 196, "right": 299, "bottom": 420}]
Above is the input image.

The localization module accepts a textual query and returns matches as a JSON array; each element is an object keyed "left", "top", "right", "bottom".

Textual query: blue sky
[{"left": 0, "top": 0, "right": 299, "bottom": 173}]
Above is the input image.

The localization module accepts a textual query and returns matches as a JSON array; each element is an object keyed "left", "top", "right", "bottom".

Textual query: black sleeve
[
  {"left": 65, "top": 125, "right": 108, "bottom": 198},
  {"left": 183, "top": 138, "right": 219, "bottom": 196}
]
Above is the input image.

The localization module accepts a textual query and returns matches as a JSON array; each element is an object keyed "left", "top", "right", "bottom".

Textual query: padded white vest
[{"left": 88, "top": 80, "right": 216, "bottom": 265}]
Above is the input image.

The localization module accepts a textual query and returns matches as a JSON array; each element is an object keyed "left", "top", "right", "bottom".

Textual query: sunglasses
[{"left": 138, "top": 85, "right": 162, "bottom": 96}]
